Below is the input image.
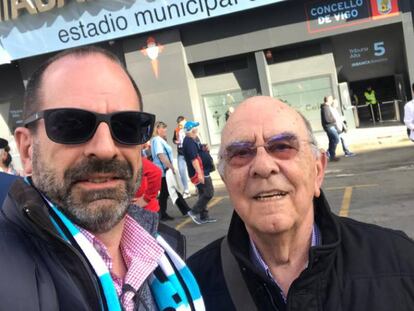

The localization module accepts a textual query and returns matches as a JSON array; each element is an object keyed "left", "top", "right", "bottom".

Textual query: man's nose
[
  {"left": 83, "top": 122, "right": 118, "bottom": 159},
  {"left": 249, "top": 146, "right": 280, "bottom": 178}
]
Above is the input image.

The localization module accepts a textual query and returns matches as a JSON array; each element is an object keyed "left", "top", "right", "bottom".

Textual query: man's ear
[
  {"left": 14, "top": 127, "right": 34, "bottom": 175},
  {"left": 314, "top": 149, "right": 327, "bottom": 198}
]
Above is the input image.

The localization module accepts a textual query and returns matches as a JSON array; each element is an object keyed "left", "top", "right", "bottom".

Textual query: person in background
[
  {"left": 0, "top": 138, "right": 18, "bottom": 175},
  {"left": 0, "top": 138, "right": 7, "bottom": 150},
  {"left": 141, "top": 141, "right": 153, "bottom": 161},
  {"left": 364, "top": 85, "right": 380, "bottom": 122},
  {"left": 320, "top": 95, "right": 340, "bottom": 161},
  {"left": 0, "top": 138, "right": 9, "bottom": 173},
  {"left": 225, "top": 106, "right": 235, "bottom": 122},
  {"left": 173, "top": 116, "right": 191, "bottom": 198},
  {"left": 2, "top": 46, "right": 204, "bottom": 310},
  {"left": 183, "top": 121, "right": 217, "bottom": 225},
  {"left": 188, "top": 96, "right": 414, "bottom": 310},
  {"left": 151, "top": 121, "right": 191, "bottom": 221},
  {"left": 133, "top": 157, "right": 162, "bottom": 213},
  {"left": 330, "top": 98, "right": 356, "bottom": 157},
  {"left": 404, "top": 83, "right": 414, "bottom": 142}
]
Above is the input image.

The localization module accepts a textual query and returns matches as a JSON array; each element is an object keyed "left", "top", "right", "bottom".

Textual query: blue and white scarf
[
  {"left": 151, "top": 235, "right": 205, "bottom": 311},
  {"left": 47, "top": 203, "right": 205, "bottom": 311}
]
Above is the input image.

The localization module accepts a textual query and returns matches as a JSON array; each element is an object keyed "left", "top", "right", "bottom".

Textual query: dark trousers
[
  {"left": 325, "top": 126, "right": 340, "bottom": 159},
  {"left": 192, "top": 176, "right": 214, "bottom": 220},
  {"left": 159, "top": 177, "right": 191, "bottom": 217},
  {"left": 370, "top": 104, "right": 380, "bottom": 122}
]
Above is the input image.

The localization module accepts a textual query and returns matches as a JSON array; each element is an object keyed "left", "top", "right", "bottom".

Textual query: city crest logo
[{"left": 377, "top": 0, "right": 392, "bottom": 15}]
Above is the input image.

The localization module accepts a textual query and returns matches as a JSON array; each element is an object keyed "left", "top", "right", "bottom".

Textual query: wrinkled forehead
[{"left": 222, "top": 101, "right": 307, "bottom": 145}]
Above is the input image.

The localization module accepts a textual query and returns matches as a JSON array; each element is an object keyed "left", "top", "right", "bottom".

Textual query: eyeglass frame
[
  {"left": 219, "top": 132, "right": 319, "bottom": 164},
  {"left": 23, "top": 108, "right": 155, "bottom": 146}
]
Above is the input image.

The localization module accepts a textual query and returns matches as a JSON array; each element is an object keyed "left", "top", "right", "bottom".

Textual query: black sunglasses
[{"left": 23, "top": 108, "right": 155, "bottom": 145}]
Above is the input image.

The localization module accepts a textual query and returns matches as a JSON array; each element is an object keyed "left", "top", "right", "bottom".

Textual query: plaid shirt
[
  {"left": 250, "top": 224, "right": 321, "bottom": 303},
  {"left": 80, "top": 214, "right": 164, "bottom": 311}
]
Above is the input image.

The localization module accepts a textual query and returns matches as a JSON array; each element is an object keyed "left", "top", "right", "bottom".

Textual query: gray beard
[{"left": 32, "top": 146, "right": 141, "bottom": 233}]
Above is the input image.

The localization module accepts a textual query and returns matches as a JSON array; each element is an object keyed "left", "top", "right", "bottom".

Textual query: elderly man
[
  {"left": 1, "top": 46, "right": 204, "bottom": 311},
  {"left": 187, "top": 96, "right": 414, "bottom": 310}
]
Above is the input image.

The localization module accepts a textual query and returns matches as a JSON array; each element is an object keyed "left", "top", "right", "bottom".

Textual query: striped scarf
[
  {"left": 43, "top": 198, "right": 204, "bottom": 311},
  {"left": 151, "top": 235, "right": 205, "bottom": 310}
]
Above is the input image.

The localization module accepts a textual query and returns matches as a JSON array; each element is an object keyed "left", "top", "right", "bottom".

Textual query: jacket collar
[
  {"left": 3, "top": 178, "right": 57, "bottom": 240},
  {"left": 227, "top": 190, "right": 341, "bottom": 273}
]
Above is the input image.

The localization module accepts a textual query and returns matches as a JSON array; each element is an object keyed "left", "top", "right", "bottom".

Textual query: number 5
[{"left": 374, "top": 41, "right": 385, "bottom": 56}]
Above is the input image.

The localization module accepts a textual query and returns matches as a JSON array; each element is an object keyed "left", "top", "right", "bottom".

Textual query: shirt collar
[
  {"left": 249, "top": 223, "right": 322, "bottom": 302},
  {"left": 79, "top": 214, "right": 164, "bottom": 271}
]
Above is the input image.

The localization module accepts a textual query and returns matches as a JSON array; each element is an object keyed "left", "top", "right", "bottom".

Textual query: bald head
[
  {"left": 218, "top": 96, "right": 318, "bottom": 176},
  {"left": 225, "top": 96, "right": 291, "bottom": 127},
  {"left": 222, "top": 96, "right": 315, "bottom": 145},
  {"left": 23, "top": 46, "right": 142, "bottom": 120}
]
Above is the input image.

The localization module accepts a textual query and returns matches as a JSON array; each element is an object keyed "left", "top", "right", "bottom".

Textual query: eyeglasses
[
  {"left": 24, "top": 108, "right": 155, "bottom": 145},
  {"left": 221, "top": 133, "right": 314, "bottom": 166}
]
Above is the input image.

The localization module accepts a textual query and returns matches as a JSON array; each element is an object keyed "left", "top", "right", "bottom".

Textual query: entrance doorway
[{"left": 349, "top": 76, "right": 398, "bottom": 126}]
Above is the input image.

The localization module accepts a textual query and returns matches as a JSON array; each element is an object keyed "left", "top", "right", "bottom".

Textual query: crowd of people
[
  {"left": 135, "top": 116, "right": 217, "bottom": 224},
  {"left": 0, "top": 46, "right": 413, "bottom": 310}
]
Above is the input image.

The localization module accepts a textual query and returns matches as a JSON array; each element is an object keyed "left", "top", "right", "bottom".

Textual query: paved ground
[{"left": 163, "top": 129, "right": 414, "bottom": 257}]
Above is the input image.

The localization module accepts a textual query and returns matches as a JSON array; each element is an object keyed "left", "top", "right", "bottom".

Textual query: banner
[
  {"left": 305, "top": 0, "right": 399, "bottom": 33},
  {"left": 0, "top": 0, "right": 286, "bottom": 64}
]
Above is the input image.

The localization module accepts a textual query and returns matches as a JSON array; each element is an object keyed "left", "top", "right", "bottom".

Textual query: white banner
[{"left": 0, "top": 0, "right": 286, "bottom": 63}]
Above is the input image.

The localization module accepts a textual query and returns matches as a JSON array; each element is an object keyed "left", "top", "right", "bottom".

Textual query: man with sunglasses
[
  {"left": 0, "top": 46, "right": 204, "bottom": 311},
  {"left": 187, "top": 96, "right": 414, "bottom": 310}
]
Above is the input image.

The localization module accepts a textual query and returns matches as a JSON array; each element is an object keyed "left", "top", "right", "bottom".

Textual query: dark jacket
[
  {"left": 182, "top": 136, "right": 214, "bottom": 178},
  {"left": 0, "top": 178, "right": 185, "bottom": 311},
  {"left": 187, "top": 191, "right": 414, "bottom": 311},
  {"left": 320, "top": 103, "right": 336, "bottom": 130}
]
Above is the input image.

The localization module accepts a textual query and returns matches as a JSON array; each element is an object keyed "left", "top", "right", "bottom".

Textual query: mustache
[{"left": 64, "top": 158, "right": 134, "bottom": 184}]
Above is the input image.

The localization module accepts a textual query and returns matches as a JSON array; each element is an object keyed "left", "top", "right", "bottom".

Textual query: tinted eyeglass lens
[
  {"left": 265, "top": 137, "right": 299, "bottom": 160},
  {"left": 45, "top": 109, "right": 96, "bottom": 144},
  {"left": 226, "top": 143, "right": 256, "bottom": 166},
  {"left": 225, "top": 136, "right": 301, "bottom": 166},
  {"left": 111, "top": 112, "right": 153, "bottom": 145}
]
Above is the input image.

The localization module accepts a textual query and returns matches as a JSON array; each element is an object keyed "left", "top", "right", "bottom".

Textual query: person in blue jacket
[{"left": 182, "top": 121, "right": 217, "bottom": 225}]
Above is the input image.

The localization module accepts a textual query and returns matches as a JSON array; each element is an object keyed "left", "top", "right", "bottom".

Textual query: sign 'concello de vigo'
[{"left": 305, "top": 0, "right": 399, "bottom": 33}]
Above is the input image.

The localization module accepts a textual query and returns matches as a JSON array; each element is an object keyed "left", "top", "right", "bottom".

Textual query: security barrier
[{"left": 356, "top": 99, "right": 401, "bottom": 125}]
